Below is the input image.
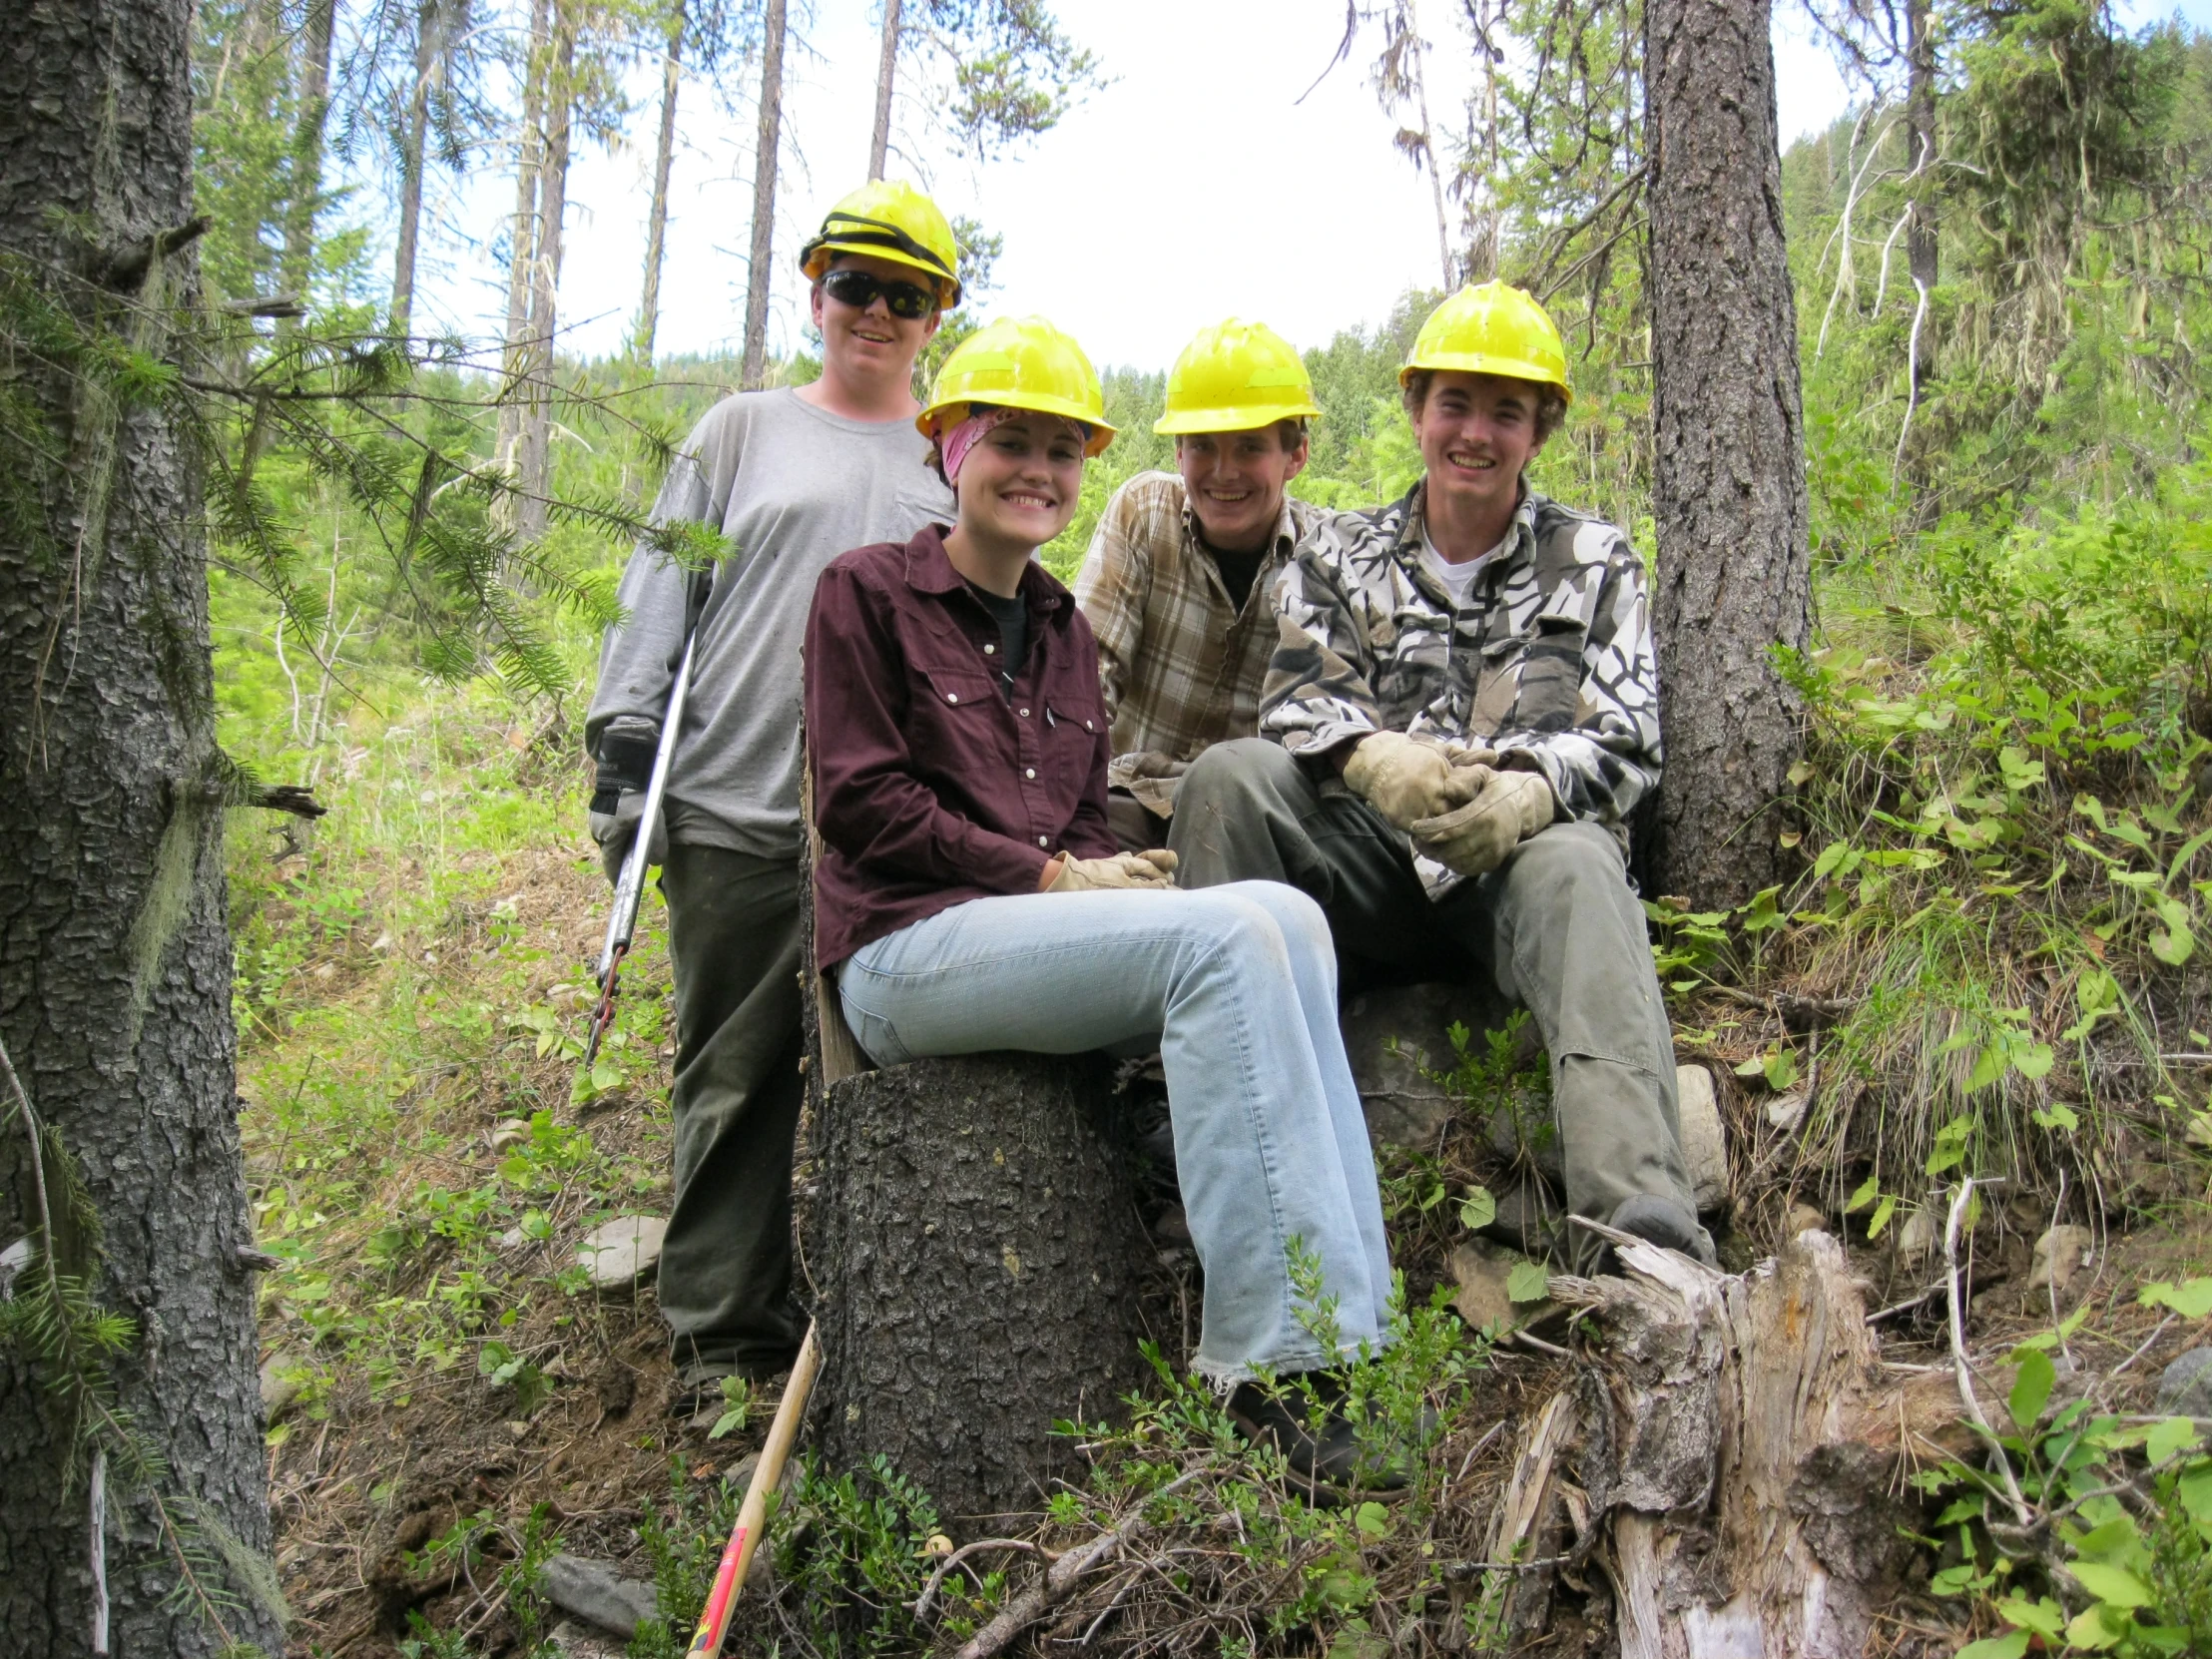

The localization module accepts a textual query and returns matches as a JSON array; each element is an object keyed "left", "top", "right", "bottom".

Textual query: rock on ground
[
  {"left": 261, "top": 1354, "right": 305, "bottom": 1419},
  {"left": 1675, "top": 1064, "right": 1728, "bottom": 1215},
  {"left": 2156, "top": 1349, "right": 2212, "bottom": 1419},
  {"left": 547, "top": 1620, "right": 629, "bottom": 1659},
  {"left": 578, "top": 1216, "right": 667, "bottom": 1295},
  {"left": 1450, "top": 1236, "right": 1545, "bottom": 1333},
  {"left": 1340, "top": 981, "right": 1509, "bottom": 1147},
  {"left": 538, "top": 1553, "right": 661, "bottom": 1638},
  {"left": 2028, "top": 1225, "right": 2095, "bottom": 1294}
]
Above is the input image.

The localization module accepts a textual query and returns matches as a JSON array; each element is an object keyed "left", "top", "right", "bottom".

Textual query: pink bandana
[{"left": 938, "top": 405, "right": 1092, "bottom": 485}]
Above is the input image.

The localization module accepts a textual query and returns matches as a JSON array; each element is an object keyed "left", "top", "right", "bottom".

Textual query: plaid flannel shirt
[
  {"left": 1261, "top": 482, "right": 1663, "bottom": 898},
  {"left": 1073, "top": 471, "right": 1323, "bottom": 815}
]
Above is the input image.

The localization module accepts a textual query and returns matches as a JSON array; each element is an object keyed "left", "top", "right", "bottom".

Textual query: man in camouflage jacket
[{"left": 1171, "top": 282, "right": 1710, "bottom": 1267}]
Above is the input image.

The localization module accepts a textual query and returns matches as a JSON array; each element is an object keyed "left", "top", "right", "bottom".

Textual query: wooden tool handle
[{"left": 685, "top": 1324, "right": 822, "bottom": 1659}]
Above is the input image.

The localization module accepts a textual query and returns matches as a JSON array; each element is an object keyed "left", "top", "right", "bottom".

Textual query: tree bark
[
  {"left": 391, "top": 0, "right": 442, "bottom": 336},
  {"left": 0, "top": 0, "right": 277, "bottom": 1653},
  {"left": 515, "top": 0, "right": 576, "bottom": 539},
  {"left": 494, "top": 0, "right": 550, "bottom": 505},
  {"left": 278, "top": 0, "right": 337, "bottom": 315},
  {"left": 808, "top": 1053, "right": 1159, "bottom": 1524},
  {"left": 1904, "top": 0, "right": 1937, "bottom": 296},
  {"left": 1643, "top": 0, "right": 1811, "bottom": 908},
  {"left": 635, "top": 0, "right": 687, "bottom": 365},
  {"left": 741, "top": 0, "right": 787, "bottom": 391},
  {"left": 868, "top": 0, "right": 902, "bottom": 182}
]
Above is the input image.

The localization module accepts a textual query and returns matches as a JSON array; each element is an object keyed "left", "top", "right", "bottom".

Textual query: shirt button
[
  {"left": 1038, "top": 836, "right": 1049, "bottom": 847},
  {"left": 1025, "top": 768, "right": 1036, "bottom": 780},
  {"left": 1019, "top": 708, "right": 1030, "bottom": 718},
  {"left": 983, "top": 644, "right": 996, "bottom": 654},
  {"left": 945, "top": 692, "right": 958, "bottom": 704}
]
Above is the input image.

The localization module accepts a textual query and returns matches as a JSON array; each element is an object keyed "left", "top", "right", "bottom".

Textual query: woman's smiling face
[{"left": 953, "top": 411, "right": 1086, "bottom": 551}]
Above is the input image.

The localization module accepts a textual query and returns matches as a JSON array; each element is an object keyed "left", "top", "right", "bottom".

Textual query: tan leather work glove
[
  {"left": 1409, "top": 767, "right": 1556, "bottom": 877},
  {"left": 1047, "top": 849, "right": 1179, "bottom": 892},
  {"left": 1443, "top": 741, "right": 1500, "bottom": 772},
  {"left": 1342, "top": 731, "right": 1457, "bottom": 830}
]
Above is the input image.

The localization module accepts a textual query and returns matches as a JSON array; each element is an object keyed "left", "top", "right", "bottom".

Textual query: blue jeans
[{"left": 838, "top": 880, "right": 1393, "bottom": 1384}]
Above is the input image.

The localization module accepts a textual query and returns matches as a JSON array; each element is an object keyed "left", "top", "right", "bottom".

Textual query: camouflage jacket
[{"left": 1261, "top": 483, "right": 1662, "bottom": 893}]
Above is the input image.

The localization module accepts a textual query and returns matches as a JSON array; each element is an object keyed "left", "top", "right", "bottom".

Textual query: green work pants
[
  {"left": 1169, "top": 739, "right": 1702, "bottom": 1249},
  {"left": 657, "top": 842, "right": 806, "bottom": 1377}
]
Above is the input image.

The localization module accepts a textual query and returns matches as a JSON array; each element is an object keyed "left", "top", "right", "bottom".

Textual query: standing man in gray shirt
[{"left": 585, "top": 180, "right": 959, "bottom": 1411}]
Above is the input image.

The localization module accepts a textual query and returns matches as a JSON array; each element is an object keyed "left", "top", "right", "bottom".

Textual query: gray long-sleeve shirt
[{"left": 585, "top": 386, "right": 954, "bottom": 859}]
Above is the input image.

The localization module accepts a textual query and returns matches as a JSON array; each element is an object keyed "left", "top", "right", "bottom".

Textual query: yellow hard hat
[
  {"left": 916, "top": 316, "right": 1118, "bottom": 458},
  {"left": 799, "top": 180, "right": 962, "bottom": 306},
  {"left": 1153, "top": 318, "right": 1321, "bottom": 435},
  {"left": 1401, "top": 281, "right": 1572, "bottom": 403}
]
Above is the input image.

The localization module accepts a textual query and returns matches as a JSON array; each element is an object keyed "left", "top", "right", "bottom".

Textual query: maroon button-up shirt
[{"left": 805, "top": 525, "right": 1117, "bottom": 969}]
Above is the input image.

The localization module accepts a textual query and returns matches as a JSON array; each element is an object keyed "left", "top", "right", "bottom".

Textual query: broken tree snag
[
  {"left": 807, "top": 1052, "right": 1156, "bottom": 1524},
  {"left": 1536, "top": 1226, "right": 1927, "bottom": 1658}
]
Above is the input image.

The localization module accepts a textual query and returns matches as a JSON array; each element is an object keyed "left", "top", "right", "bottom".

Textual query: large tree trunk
[
  {"left": 278, "top": 0, "right": 337, "bottom": 314},
  {"left": 1643, "top": 0, "right": 1812, "bottom": 908},
  {"left": 868, "top": 0, "right": 901, "bottom": 181},
  {"left": 0, "top": 1, "right": 277, "bottom": 1653},
  {"left": 515, "top": 0, "right": 575, "bottom": 539},
  {"left": 635, "top": 0, "right": 687, "bottom": 364},
  {"left": 741, "top": 0, "right": 787, "bottom": 391},
  {"left": 391, "top": 0, "right": 442, "bottom": 336}
]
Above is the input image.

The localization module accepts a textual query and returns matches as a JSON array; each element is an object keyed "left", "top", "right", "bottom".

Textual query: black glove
[{"left": 588, "top": 716, "right": 664, "bottom": 884}]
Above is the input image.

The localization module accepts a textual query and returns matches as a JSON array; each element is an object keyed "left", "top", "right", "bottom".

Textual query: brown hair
[
  {"left": 1175, "top": 418, "right": 1309, "bottom": 454},
  {"left": 1401, "top": 370, "right": 1567, "bottom": 444}
]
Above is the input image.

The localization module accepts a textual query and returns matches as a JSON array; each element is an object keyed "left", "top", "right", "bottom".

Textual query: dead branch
[
  {"left": 912, "top": 1538, "right": 1056, "bottom": 1620},
  {"left": 953, "top": 1467, "right": 1209, "bottom": 1659},
  {"left": 1943, "top": 1178, "right": 2033, "bottom": 1527}
]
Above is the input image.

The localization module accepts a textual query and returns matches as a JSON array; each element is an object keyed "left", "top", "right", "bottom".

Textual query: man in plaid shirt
[
  {"left": 1173, "top": 284, "right": 1712, "bottom": 1270},
  {"left": 1074, "top": 320, "right": 1326, "bottom": 852}
]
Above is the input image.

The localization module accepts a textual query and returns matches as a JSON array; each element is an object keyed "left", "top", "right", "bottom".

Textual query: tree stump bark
[
  {"left": 1482, "top": 1227, "right": 1942, "bottom": 1657},
  {"left": 807, "top": 1052, "right": 1156, "bottom": 1524}
]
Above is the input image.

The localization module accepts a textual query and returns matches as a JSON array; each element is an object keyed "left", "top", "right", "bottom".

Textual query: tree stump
[
  {"left": 1479, "top": 1226, "right": 1950, "bottom": 1656},
  {"left": 796, "top": 784, "right": 1156, "bottom": 1524},
  {"left": 806, "top": 1051, "right": 1155, "bottom": 1524}
]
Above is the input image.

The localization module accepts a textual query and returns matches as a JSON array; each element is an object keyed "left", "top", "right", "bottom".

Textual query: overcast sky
[{"left": 394, "top": 0, "right": 2212, "bottom": 374}]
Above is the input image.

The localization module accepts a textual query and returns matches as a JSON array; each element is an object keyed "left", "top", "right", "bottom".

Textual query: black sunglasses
[{"left": 821, "top": 268, "right": 938, "bottom": 320}]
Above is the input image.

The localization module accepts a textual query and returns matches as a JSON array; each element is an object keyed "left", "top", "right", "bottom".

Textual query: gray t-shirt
[{"left": 586, "top": 387, "right": 953, "bottom": 858}]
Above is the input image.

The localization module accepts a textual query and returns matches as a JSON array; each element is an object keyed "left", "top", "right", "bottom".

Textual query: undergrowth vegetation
[{"left": 177, "top": 6, "right": 2212, "bottom": 1655}]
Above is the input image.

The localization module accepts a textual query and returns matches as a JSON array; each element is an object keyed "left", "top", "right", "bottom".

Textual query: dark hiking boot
[
  {"left": 669, "top": 1348, "right": 799, "bottom": 1426},
  {"left": 1227, "top": 1373, "right": 1411, "bottom": 1499}
]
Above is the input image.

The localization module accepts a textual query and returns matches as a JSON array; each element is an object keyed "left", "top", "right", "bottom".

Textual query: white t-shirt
[{"left": 1419, "top": 528, "right": 1504, "bottom": 611}]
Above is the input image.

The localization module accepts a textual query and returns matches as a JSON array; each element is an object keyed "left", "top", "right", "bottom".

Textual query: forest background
[{"left": 9, "top": 0, "right": 2212, "bottom": 1653}]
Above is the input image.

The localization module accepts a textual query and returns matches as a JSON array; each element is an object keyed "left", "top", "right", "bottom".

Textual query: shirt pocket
[
  {"left": 1511, "top": 614, "right": 1588, "bottom": 735},
  {"left": 907, "top": 660, "right": 1004, "bottom": 778},
  {"left": 1040, "top": 699, "right": 1104, "bottom": 795}
]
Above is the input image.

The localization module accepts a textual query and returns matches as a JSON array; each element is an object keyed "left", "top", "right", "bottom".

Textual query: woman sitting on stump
[{"left": 803, "top": 316, "right": 1400, "bottom": 1492}]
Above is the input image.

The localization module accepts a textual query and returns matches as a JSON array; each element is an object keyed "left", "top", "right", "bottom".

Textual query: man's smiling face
[
  {"left": 1411, "top": 371, "right": 1546, "bottom": 534},
  {"left": 1176, "top": 423, "right": 1308, "bottom": 555},
  {"left": 810, "top": 253, "right": 940, "bottom": 379}
]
